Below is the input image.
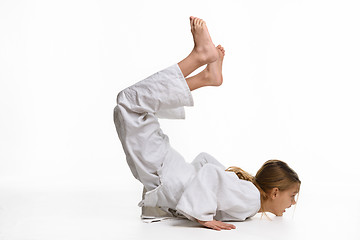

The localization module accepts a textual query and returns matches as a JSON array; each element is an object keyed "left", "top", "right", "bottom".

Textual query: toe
[
  {"left": 190, "top": 18, "right": 195, "bottom": 28},
  {"left": 194, "top": 18, "right": 199, "bottom": 25}
]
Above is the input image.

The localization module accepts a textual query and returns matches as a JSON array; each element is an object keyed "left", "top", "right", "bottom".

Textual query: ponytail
[{"left": 225, "top": 166, "right": 254, "bottom": 182}]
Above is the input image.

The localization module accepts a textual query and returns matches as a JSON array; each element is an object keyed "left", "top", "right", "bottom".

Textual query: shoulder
[{"left": 218, "top": 171, "right": 261, "bottom": 205}]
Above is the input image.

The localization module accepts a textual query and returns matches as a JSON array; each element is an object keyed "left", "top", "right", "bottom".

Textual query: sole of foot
[{"left": 204, "top": 45, "right": 225, "bottom": 86}]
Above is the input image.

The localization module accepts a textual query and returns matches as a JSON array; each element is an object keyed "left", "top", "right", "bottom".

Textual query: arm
[
  {"left": 176, "top": 164, "right": 237, "bottom": 230},
  {"left": 176, "top": 164, "right": 260, "bottom": 230}
]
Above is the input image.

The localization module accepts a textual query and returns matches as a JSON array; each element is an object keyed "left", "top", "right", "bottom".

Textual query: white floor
[{"left": 0, "top": 181, "right": 359, "bottom": 240}]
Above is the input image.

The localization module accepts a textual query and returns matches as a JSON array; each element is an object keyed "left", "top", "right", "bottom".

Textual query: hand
[{"left": 196, "top": 219, "right": 236, "bottom": 231}]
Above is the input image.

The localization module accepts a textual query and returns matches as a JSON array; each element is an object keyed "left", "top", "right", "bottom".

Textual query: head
[
  {"left": 254, "top": 160, "right": 301, "bottom": 216},
  {"left": 226, "top": 159, "right": 301, "bottom": 218}
]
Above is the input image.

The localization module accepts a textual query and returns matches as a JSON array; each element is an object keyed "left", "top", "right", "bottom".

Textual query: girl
[{"left": 113, "top": 16, "right": 301, "bottom": 231}]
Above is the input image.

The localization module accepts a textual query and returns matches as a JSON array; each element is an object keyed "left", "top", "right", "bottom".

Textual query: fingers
[
  {"left": 201, "top": 220, "right": 236, "bottom": 231},
  {"left": 214, "top": 221, "right": 236, "bottom": 231}
]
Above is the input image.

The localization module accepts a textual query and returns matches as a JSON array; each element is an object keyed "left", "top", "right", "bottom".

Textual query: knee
[
  {"left": 116, "top": 90, "right": 126, "bottom": 105},
  {"left": 116, "top": 87, "right": 137, "bottom": 107},
  {"left": 197, "top": 152, "right": 210, "bottom": 159}
]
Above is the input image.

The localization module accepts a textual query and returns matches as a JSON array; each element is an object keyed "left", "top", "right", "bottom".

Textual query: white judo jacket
[{"left": 113, "top": 64, "right": 261, "bottom": 222}]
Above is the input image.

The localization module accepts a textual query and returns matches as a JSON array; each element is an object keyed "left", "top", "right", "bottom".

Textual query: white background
[{"left": 0, "top": 0, "right": 359, "bottom": 239}]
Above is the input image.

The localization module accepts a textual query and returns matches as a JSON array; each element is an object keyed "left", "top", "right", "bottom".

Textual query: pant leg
[{"left": 113, "top": 64, "right": 194, "bottom": 191}]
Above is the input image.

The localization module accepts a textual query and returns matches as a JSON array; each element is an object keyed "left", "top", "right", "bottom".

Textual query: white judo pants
[{"left": 113, "top": 64, "right": 194, "bottom": 192}]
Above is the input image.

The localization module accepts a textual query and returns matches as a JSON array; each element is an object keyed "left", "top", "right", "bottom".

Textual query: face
[{"left": 268, "top": 183, "right": 300, "bottom": 216}]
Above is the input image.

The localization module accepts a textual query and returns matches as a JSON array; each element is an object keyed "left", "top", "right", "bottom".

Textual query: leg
[
  {"left": 177, "top": 16, "right": 218, "bottom": 78},
  {"left": 113, "top": 16, "right": 223, "bottom": 192},
  {"left": 114, "top": 64, "right": 193, "bottom": 191}
]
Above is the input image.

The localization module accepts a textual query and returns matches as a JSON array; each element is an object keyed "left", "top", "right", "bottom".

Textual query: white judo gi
[{"left": 113, "top": 64, "right": 261, "bottom": 222}]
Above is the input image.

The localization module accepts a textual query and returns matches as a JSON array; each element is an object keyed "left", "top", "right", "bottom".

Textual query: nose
[{"left": 292, "top": 199, "right": 296, "bottom": 205}]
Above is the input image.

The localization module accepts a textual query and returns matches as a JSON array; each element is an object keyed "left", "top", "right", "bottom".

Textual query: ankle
[
  {"left": 203, "top": 64, "right": 223, "bottom": 87},
  {"left": 202, "top": 68, "right": 211, "bottom": 83},
  {"left": 192, "top": 46, "right": 218, "bottom": 65}
]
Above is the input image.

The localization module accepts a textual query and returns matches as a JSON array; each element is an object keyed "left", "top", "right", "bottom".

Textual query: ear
[{"left": 270, "top": 187, "right": 280, "bottom": 199}]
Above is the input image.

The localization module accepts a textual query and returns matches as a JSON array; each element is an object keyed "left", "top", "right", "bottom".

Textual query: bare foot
[
  {"left": 189, "top": 16, "right": 218, "bottom": 65},
  {"left": 203, "top": 45, "right": 225, "bottom": 86}
]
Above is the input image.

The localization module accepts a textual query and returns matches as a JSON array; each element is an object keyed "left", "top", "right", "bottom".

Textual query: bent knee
[{"left": 116, "top": 89, "right": 128, "bottom": 105}]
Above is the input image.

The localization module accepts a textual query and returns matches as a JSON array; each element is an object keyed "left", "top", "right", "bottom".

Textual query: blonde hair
[{"left": 226, "top": 159, "right": 301, "bottom": 219}]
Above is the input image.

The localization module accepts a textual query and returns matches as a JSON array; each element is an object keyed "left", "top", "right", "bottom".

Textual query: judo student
[{"left": 113, "top": 16, "right": 301, "bottom": 231}]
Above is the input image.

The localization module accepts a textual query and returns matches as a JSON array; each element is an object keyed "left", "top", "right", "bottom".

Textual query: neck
[{"left": 258, "top": 199, "right": 272, "bottom": 213}]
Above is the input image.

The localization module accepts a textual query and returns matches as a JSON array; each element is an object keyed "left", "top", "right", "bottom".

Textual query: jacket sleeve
[
  {"left": 175, "top": 164, "right": 225, "bottom": 222},
  {"left": 175, "top": 164, "right": 261, "bottom": 222}
]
